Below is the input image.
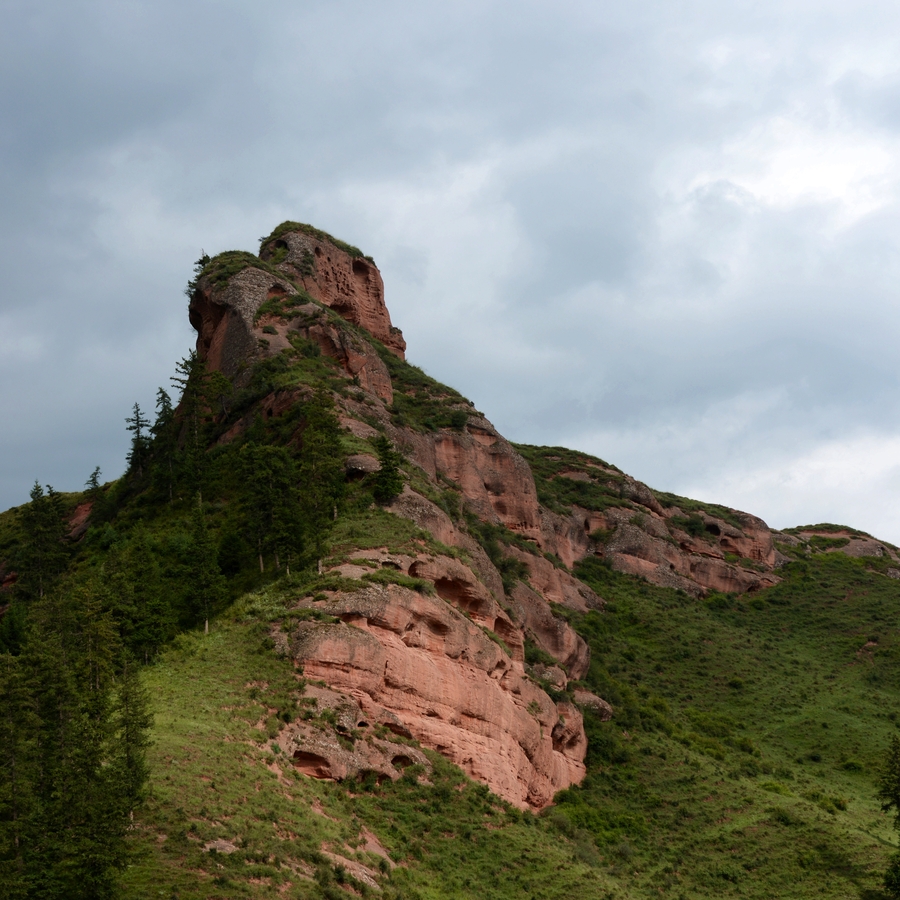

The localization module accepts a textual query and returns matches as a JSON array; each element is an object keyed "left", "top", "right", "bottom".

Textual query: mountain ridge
[{"left": 2, "top": 221, "right": 900, "bottom": 898}]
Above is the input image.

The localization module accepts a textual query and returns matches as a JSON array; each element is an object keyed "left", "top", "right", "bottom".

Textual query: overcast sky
[{"left": 4, "top": 0, "right": 900, "bottom": 541}]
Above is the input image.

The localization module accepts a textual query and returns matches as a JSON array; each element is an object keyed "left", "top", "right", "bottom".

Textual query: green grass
[
  {"left": 199, "top": 250, "right": 293, "bottom": 293},
  {"left": 371, "top": 343, "right": 477, "bottom": 433},
  {"left": 259, "top": 221, "right": 373, "bottom": 262},
  {"left": 649, "top": 491, "right": 746, "bottom": 530},
  {"left": 513, "top": 444, "right": 639, "bottom": 516},
  {"left": 119, "top": 593, "right": 624, "bottom": 900},
  {"left": 548, "top": 552, "right": 900, "bottom": 898}
]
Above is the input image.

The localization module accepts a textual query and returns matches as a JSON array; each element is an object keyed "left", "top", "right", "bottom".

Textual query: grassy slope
[
  {"left": 117, "top": 528, "right": 900, "bottom": 899},
  {"left": 550, "top": 553, "right": 899, "bottom": 898},
  {"left": 120, "top": 586, "right": 621, "bottom": 900},
  {"left": 6, "top": 268, "right": 899, "bottom": 896}
]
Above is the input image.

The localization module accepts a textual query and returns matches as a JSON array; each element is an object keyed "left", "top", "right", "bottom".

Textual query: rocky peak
[{"left": 259, "top": 222, "right": 406, "bottom": 358}]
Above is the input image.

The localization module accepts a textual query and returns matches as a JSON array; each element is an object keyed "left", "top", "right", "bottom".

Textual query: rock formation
[{"left": 188, "top": 220, "right": 868, "bottom": 809}]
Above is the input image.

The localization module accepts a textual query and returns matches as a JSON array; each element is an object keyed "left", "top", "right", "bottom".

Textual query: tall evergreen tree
[
  {"left": 240, "top": 443, "right": 303, "bottom": 574},
  {"left": 372, "top": 435, "right": 405, "bottom": 504},
  {"left": 17, "top": 483, "right": 69, "bottom": 600},
  {"left": 0, "top": 586, "right": 151, "bottom": 899},
  {"left": 125, "top": 403, "right": 151, "bottom": 478},
  {"left": 0, "top": 652, "right": 38, "bottom": 899},
  {"left": 110, "top": 654, "right": 152, "bottom": 815},
  {"left": 187, "top": 496, "right": 226, "bottom": 633},
  {"left": 171, "top": 352, "right": 209, "bottom": 498},
  {"left": 150, "top": 388, "right": 177, "bottom": 502},
  {"left": 83, "top": 467, "right": 104, "bottom": 525},
  {"left": 296, "top": 393, "right": 346, "bottom": 567},
  {"left": 101, "top": 530, "right": 173, "bottom": 662}
]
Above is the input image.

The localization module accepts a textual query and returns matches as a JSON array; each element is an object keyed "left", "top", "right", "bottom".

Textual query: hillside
[{"left": 2, "top": 222, "right": 900, "bottom": 899}]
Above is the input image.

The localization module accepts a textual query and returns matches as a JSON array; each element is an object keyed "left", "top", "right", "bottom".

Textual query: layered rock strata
[{"left": 290, "top": 584, "right": 586, "bottom": 809}]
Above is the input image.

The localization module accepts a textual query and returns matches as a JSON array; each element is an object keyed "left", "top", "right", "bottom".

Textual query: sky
[{"left": 4, "top": 0, "right": 900, "bottom": 541}]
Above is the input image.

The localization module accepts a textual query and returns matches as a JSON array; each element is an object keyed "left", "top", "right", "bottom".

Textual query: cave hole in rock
[
  {"left": 705, "top": 523, "right": 721, "bottom": 536},
  {"left": 428, "top": 574, "right": 488, "bottom": 617},
  {"left": 352, "top": 258, "right": 370, "bottom": 277},
  {"left": 427, "top": 617, "right": 451, "bottom": 636},
  {"left": 391, "top": 754, "right": 413, "bottom": 770},
  {"left": 190, "top": 300, "right": 226, "bottom": 358},
  {"left": 266, "top": 408, "right": 273, "bottom": 419},
  {"left": 292, "top": 751, "right": 333, "bottom": 779},
  {"left": 314, "top": 246, "right": 322, "bottom": 257},
  {"left": 357, "top": 721, "right": 369, "bottom": 728},
  {"left": 381, "top": 560, "right": 402, "bottom": 571},
  {"left": 266, "top": 284, "right": 289, "bottom": 300}
]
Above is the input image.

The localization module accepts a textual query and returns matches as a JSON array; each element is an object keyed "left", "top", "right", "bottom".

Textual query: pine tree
[
  {"left": 240, "top": 443, "right": 303, "bottom": 574},
  {"left": 17, "top": 482, "right": 69, "bottom": 599},
  {"left": 125, "top": 403, "right": 151, "bottom": 478},
  {"left": 171, "top": 352, "right": 209, "bottom": 498},
  {"left": 187, "top": 496, "right": 226, "bottom": 633},
  {"left": 878, "top": 735, "right": 900, "bottom": 897},
  {"left": 110, "top": 654, "right": 152, "bottom": 814},
  {"left": 372, "top": 435, "right": 405, "bottom": 504},
  {"left": 85, "top": 467, "right": 101, "bottom": 497},
  {"left": 0, "top": 652, "right": 38, "bottom": 899},
  {"left": 84, "top": 467, "right": 104, "bottom": 525},
  {"left": 11, "top": 586, "right": 149, "bottom": 899},
  {"left": 150, "top": 388, "right": 177, "bottom": 502},
  {"left": 296, "top": 393, "right": 346, "bottom": 567},
  {"left": 100, "top": 530, "right": 173, "bottom": 662}
]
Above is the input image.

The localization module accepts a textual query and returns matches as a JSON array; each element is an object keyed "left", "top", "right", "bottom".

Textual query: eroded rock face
[
  {"left": 507, "top": 581, "right": 590, "bottom": 680},
  {"left": 291, "top": 585, "right": 585, "bottom": 809},
  {"left": 190, "top": 267, "right": 294, "bottom": 380},
  {"left": 396, "top": 419, "right": 543, "bottom": 541},
  {"left": 260, "top": 229, "right": 406, "bottom": 358}
]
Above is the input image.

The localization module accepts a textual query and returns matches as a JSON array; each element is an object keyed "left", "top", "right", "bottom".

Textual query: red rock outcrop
[
  {"left": 395, "top": 419, "right": 543, "bottom": 541},
  {"left": 507, "top": 581, "right": 590, "bottom": 680},
  {"left": 277, "top": 683, "right": 432, "bottom": 784},
  {"left": 291, "top": 584, "right": 585, "bottom": 809},
  {"left": 67, "top": 501, "right": 93, "bottom": 541},
  {"left": 260, "top": 226, "right": 406, "bottom": 358}
]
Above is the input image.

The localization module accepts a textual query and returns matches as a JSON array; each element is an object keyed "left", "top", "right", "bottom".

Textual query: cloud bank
[{"left": 4, "top": 0, "right": 900, "bottom": 541}]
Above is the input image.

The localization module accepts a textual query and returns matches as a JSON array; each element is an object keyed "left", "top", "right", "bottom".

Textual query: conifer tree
[
  {"left": 0, "top": 652, "right": 38, "bottom": 898},
  {"left": 240, "top": 443, "right": 299, "bottom": 573},
  {"left": 171, "top": 352, "right": 209, "bottom": 498},
  {"left": 101, "top": 530, "right": 173, "bottom": 661},
  {"left": 150, "top": 388, "right": 177, "bottom": 502},
  {"left": 880, "top": 735, "right": 900, "bottom": 897},
  {"left": 83, "top": 467, "right": 104, "bottom": 525},
  {"left": 187, "top": 496, "right": 226, "bottom": 633},
  {"left": 296, "top": 393, "right": 346, "bottom": 566},
  {"left": 372, "top": 435, "right": 405, "bottom": 504},
  {"left": 10, "top": 586, "right": 150, "bottom": 899},
  {"left": 17, "top": 482, "right": 69, "bottom": 599},
  {"left": 85, "top": 467, "right": 101, "bottom": 497},
  {"left": 111, "top": 654, "right": 152, "bottom": 815},
  {"left": 125, "top": 403, "right": 151, "bottom": 478}
]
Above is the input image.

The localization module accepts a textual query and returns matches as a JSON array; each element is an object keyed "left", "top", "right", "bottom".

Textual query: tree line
[{"left": 0, "top": 344, "right": 407, "bottom": 896}]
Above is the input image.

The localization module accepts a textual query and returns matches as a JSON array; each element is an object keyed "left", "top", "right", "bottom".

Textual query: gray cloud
[{"left": 4, "top": 0, "right": 900, "bottom": 541}]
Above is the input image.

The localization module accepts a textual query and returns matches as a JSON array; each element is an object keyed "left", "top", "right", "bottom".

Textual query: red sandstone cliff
[{"left": 184, "top": 221, "right": 834, "bottom": 809}]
